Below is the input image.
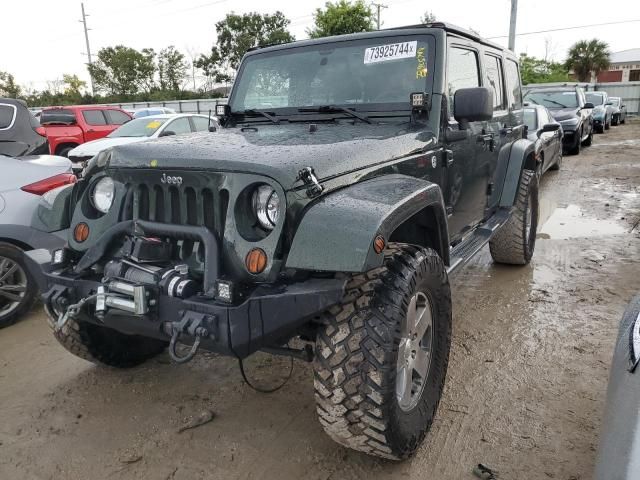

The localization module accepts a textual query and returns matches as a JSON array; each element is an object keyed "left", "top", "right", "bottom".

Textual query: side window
[
  {"left": 0, "top": 104, "right": 16, "bottom": 130},
  {"left": 484, "top": 54, "right": 505, "bottom": 110},
  {"left": 166, "top": 117, "right": 191, "bottom": 135},
  {"left": 191, "top": 116, "right": 212, "bottom": 132},
  {"left": 105, "top": 110, "right": 131, "bottom": 125},
  {"left": 504, "top": 59, "right": 523, "bottom": 110},
  {"left": 82, "top": 110, "right": 107, "bottom": 126},
  {"left": 447, "top": 46, "right": 480, "bottom": 117}
]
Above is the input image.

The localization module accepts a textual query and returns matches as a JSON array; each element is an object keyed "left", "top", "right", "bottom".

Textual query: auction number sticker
[{"left": 364, "top": 41, "right": 417, "bottom": 64}]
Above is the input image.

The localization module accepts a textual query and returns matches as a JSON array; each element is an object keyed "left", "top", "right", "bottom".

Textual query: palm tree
[{"left": 565, "top": 39, "right": 610, "bottom": 82}]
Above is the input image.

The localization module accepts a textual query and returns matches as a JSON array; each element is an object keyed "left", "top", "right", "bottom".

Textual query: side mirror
[
  {"left": 605, "top": 101, "right": 613, "bottom": 106},
  {"left": 453, "top": 87, "right": 493, "bottom": 128},
  {"left": 538, "top": 123, "right": 560, "bottom": 137},
  {"left": 159, "top": 130, "right": 176, "bottom": 137},
  {"left": 583, "top": 102, "right": 595, "bottom": 109}
]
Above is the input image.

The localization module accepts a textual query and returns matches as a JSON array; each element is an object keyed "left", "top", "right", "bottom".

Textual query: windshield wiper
[
  {"left": 241, "top": 109, "right": 280, "bottom": 124},
  {"left": 298, "top": 105, "right": 371, "bottom": 124},
  {"left": 544, "top": 99, "right": 569, "bottom": 108}
]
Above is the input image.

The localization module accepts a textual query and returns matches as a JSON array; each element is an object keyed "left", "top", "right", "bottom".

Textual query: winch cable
[{"left": 237, "top": 354, "right": 294, "bottom": 394}]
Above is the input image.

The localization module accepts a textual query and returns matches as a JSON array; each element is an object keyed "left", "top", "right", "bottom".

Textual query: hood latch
[{"left": 297, "top": 167, "right": 324, "bottom": 198}]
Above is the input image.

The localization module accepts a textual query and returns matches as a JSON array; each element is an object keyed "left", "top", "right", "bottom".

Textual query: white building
[{"left": 598, "top": 48, "right": 640, "bottom": 83}]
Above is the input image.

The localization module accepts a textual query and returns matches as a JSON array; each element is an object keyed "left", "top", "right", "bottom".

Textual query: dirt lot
[{"left": 1, "top": 122, "right": 639, "bottom": 480}]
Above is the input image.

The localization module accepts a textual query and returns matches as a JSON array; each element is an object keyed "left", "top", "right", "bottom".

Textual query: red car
[{"left": 40, "top": 105, "right": 132, "bottom": 157}]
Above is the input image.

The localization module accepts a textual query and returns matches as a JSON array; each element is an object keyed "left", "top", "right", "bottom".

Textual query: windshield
[
  {"left": 585, "top": 93, "right": 605, "bottom": 106},
  {"left": 524, "top": 109, "right": 537, "bottom": 131},
  {"left": 524, "top": 91, "right": 578, "bottom": 109},
  {"left": 107, "top": 117, "right": 168, "bottom": 137},
  {"left": 229, "top": 35, "right": 434, "bottom": 114}
]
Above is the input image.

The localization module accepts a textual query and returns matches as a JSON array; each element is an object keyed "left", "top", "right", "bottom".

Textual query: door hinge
[{"left": 297, "top": 167, "right": 324, "bottom": 198}]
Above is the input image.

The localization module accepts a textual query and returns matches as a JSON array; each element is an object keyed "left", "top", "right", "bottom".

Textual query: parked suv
[
  {"left": 25, "top": 24, "right": 538, "bottom": 460},
  {"left": 0, "top": 98, "right": 49, "bottom": 157},
  {"left": 40, "top": 105, "right": 132, "bottom": 157},
  {"left": 524, "top": 86, "right": 594, "bottom": 155}
]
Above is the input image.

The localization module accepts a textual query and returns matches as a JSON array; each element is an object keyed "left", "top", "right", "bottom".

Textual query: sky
[{"left": 2, "top": 0, "right": 639, "bottom": 91}]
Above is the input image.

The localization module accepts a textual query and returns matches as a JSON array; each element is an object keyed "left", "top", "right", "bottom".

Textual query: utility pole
[
  {"left": 371, "top": 2, "right": 388, "bottom": 30},
  {"left": 80, "top": 2, "right": 95, "bottom": 95},
  {"left": 508, "top": 0, "right": 518, "bottom": 51}
]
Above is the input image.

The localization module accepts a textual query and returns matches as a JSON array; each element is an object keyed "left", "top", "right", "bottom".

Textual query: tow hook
[
  {"left": 55, "top": 294, "right": 98, "bottom": 332},
  {"left": 164, "top": 312, "right": 216, "bottom": 364}
]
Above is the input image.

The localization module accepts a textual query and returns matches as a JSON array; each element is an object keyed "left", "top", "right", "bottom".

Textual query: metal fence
[
  {"left": 524, "top": 81, "right": 640, "bottom": 114},
  {"left": 99, "top": 98, "right": 228, "bottom": 114}
]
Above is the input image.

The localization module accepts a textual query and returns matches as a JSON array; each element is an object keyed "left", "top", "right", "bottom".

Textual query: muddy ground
[{"left": 1, "top": 122, "right": 639, "bottom": 480}]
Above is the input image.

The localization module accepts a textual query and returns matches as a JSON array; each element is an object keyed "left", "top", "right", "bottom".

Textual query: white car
[
  {"left": 68, "top": 114, "right": 216, "bottom": 171},
  {"left": 131, "top": 107, "right": 176, "bottom": 118},
  {"left": 0, "top": 154, "right": 74, "bottom": 327}
]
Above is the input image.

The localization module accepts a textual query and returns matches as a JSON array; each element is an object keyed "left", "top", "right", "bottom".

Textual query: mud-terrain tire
[
  {"left": 314, "top": 243, "right": 452, "bottom": 460},
  {"left": 49, "top": 316, "right": 167, "bottom": 368},
  {"left": 489, "top": 169, "right": 538, "bottom": 265},
  {"left": 0, "top": 243, "right": 37, "bottom": 329}
]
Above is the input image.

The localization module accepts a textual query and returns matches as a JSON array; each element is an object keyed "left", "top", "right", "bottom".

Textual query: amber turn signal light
[
  {"left": 245, "top": 248, "right": 267, "bottom": 274},
  {"left": 373, "top": 235, "right": 386, "bottom": 254},
  {"left": 74, "top": 222, "right": 90, "bottom": 243}
]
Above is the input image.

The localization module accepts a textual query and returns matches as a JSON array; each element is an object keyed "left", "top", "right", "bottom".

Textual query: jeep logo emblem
[{"left": 161, "top": 173, "right": 183, "bottom": 186}]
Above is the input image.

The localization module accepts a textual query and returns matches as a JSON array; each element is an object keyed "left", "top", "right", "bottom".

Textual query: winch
[{"left": 93, "top": 236, "right": 201, "bottom": 317}]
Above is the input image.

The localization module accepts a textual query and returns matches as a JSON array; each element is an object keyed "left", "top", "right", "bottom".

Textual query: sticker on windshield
[
  {"left": 364, "top": 41, "right": 417, "bottom": 64},
  {"left": 146, "top": 120, "right": 161, "bottom": 129}
]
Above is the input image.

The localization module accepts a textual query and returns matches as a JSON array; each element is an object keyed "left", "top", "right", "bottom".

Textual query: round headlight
[
  {"left": 252, "top": 185, "right": 280, "bottom": 230},
  {"left": 91, "top": 177, "right": 115, "bottom": 213}
]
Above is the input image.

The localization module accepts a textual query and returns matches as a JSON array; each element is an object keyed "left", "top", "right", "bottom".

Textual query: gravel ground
[{"left": 1, "top": 121, "right": 639, "bottom": 480}]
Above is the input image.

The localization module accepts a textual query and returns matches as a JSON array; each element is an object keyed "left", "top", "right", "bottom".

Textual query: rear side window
[
  {"left": 0, "top": 104, "right": 17, "bottom": 130},
  {"left": 82, "top": 110, "right": 107, "bottom": 125},
  {"left": 504, "top": 59, "right": 523, "bottom": 110},
  {"left": 484, "top": 54, "right": 505, "bottom": 110},
  {"left": 191, "top": 116, "right": 212, "bottom": 132},
  {"left": 41, "top": 108, "right": 76, "bottom": 125},
  {"left": 447, "top": 47, "right": 480, "bottom": 117},
  {"left": 105, "top": 110, "right": 131, "bottom": 125},
  {"left": 166, "top": 117, "right": 192, "bottom": 135}
]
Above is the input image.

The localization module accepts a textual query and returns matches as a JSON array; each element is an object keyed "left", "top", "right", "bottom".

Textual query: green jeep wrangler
[{"left": 26, "top": 23, "right": 538, "bottom": 460}]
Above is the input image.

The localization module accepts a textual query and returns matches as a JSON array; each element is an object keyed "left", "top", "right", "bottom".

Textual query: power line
[
  {"left": 488, "top": 18, "right": 640, "bottom": 39},
  {"left": 371, "top": 2, "right": 388, "bottom": 30},
  {"left": 79, "top": 2, "right": 94, "bottom": 95}
]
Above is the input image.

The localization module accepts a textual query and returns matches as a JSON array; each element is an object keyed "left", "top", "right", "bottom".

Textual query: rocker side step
[{"left": 447, "top": 208, "right": 511, "bottom": 275}]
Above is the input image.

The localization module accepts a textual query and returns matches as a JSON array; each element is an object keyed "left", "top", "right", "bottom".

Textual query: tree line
[{"left": 0, "top": 0, "right": 611, "bottom": 106}]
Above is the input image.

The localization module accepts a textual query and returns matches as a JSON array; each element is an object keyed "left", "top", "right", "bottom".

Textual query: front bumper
[{"left": 25, "top": 249, "right": 345, "bottom": 359}]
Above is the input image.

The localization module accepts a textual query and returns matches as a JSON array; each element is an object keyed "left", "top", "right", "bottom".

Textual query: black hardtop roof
[
  {"left": 0, "top": 98, "right": 28, "bottom": 108},
  {"left": 247, "top": 22, "right": 512, "bottom": 58}
]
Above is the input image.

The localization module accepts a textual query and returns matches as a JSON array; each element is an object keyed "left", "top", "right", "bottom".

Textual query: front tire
[
  {"left": 550, "top": 151, "right": 562, "bottom": 171},
  {"left": 49, "top": 316, "right": 167, "bottom": 368},
  {"left": 570, "top": 129, "right": 582, "bottom": 154},
  {"left": 0, "top": 243, "right": 37, "bottom": 329},
  {"left": 489, "top": 169, "right": 538, "bottom": 265},
  {"left": 314, "top": 244, "right": 451, "bottom": 460}
]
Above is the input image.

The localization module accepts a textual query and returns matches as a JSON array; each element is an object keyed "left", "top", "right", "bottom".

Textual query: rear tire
[
  {"left": 0, "top": 243, "right": 37, "bottom": 329},
  {"left": 56, "top": 146, "right": 75, "bottom": 158},
  {"left": 489, "top": 169, "right": 538, "bottom": 265},
  {"left": 48, "top": 316, "right": 167, "bottom": 368},
  {"left": 314, "top": 243, "right": 451, "bottom": 460}
]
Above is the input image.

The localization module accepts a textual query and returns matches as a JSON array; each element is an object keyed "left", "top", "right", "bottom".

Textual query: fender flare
[
  {"left": 499, "top": 138, "right": 536, "bottom": 208},
  {"left": 285, "top": 174, "right": 449, "bottom": 273}
]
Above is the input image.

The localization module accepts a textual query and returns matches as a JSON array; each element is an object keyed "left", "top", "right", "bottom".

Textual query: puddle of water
[{"left": 538, "top": 204, "right": 627, "bottom": 240}]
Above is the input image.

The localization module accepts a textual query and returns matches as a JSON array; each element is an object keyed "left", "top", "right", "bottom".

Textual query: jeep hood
[{"left": 107, "top": 122, "right": 434, "bottom": 190}]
